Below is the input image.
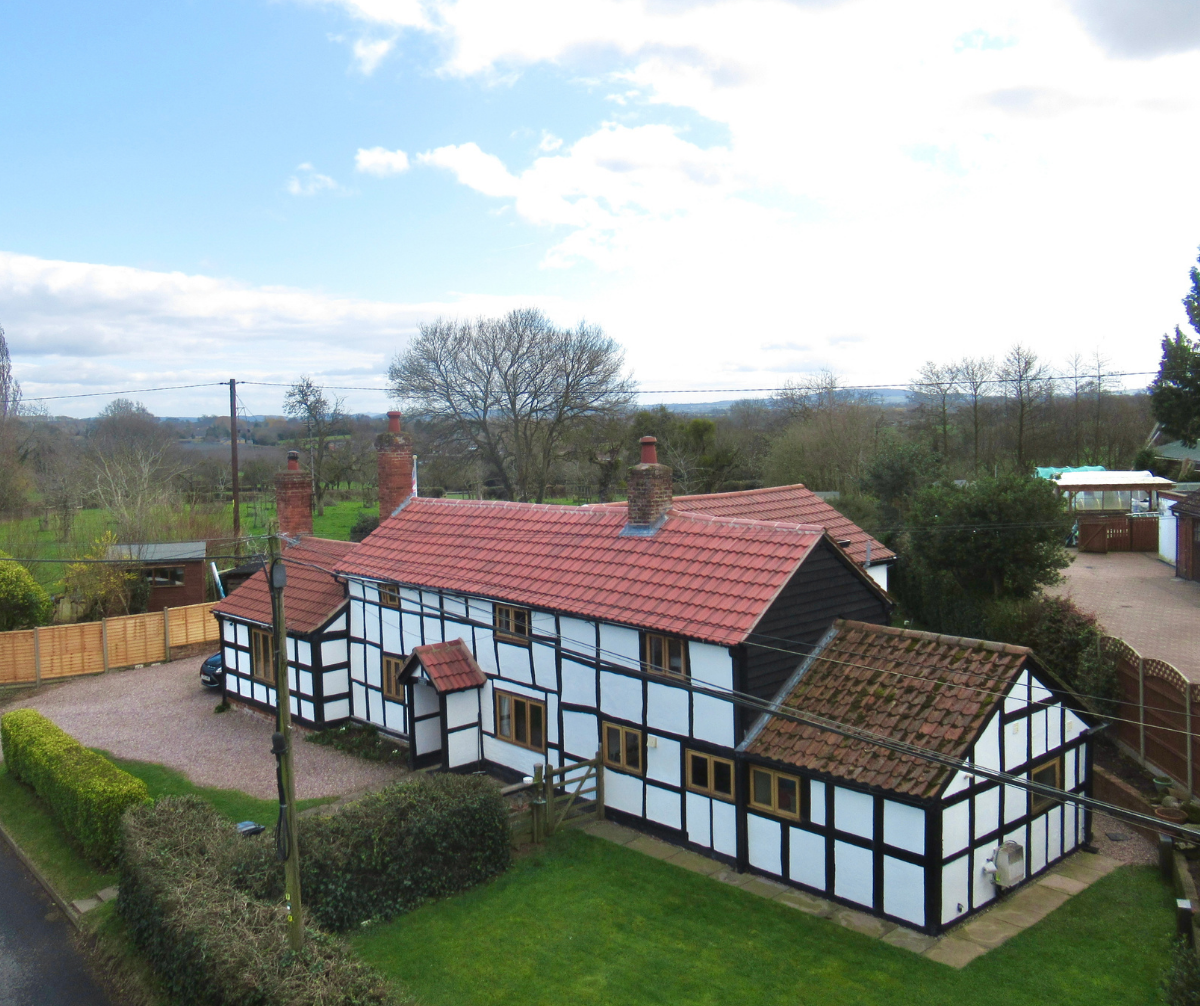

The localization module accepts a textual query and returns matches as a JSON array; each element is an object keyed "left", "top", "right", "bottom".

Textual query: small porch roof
[{"left": 400, "top": 639, "right": 487, "bottom": 694}]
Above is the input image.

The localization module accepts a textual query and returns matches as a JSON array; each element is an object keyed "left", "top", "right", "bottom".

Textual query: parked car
[{"left": 200, "top": 653, "right": 224, "bottom": 690}]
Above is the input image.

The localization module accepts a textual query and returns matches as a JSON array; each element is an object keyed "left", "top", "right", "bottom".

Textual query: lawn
[
  {"left": 239, "top": 498, "right": 377, "bottom": 541},
  {"left": 352, "top": 830, "right": 1174, "bottom": 1006}
]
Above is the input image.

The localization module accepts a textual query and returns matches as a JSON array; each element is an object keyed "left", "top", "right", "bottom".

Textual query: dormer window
[
  {"left": 643, "top": 632, "right": 688, "bottom": 676},
  {"left": 494, "top": 604, "right": 531, "bottom": 644}
]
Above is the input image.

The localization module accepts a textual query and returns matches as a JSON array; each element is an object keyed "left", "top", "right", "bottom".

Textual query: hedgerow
[
  {"left": 0, "top": 708, "right": 150, "bottom": 865},
  {"left": 119, "top": 795, "right": 402, "bottom": 1006}
]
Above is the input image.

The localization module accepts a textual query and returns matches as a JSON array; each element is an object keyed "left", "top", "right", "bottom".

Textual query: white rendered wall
[
  {"left": 1161, "top": 497, "right": 1178, "bottom": 564},
  {"left": 866, "top": 563, "right": 889, "bottom": 590}
]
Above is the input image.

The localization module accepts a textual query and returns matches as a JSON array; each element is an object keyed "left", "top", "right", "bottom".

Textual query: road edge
[{"left": 0, "top": 816, "right": 81, "bottom": 931}]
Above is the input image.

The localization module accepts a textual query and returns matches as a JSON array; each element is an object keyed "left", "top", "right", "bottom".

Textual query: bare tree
[
  {"left": 283, "top": 377, "right": 347, "bottom": 516},
  {"left": 955, "top": 356, "right": 993, "bottom": 473},
  {"left": 389, "top": 308, "right": 635, "bottom": 502},
  {"left": 998, "top": 344, "right": 1051, "bottom": 470},
  {"left": 908, "top": 361, "right": 960, "bottom": 458},
  {"left": 0, "top": 324, "right": 20, "bottom": 424}
]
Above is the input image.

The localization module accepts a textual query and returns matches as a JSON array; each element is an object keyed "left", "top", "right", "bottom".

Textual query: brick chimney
[
  {"left": 274, "top": 451, "right": 313, "bottom": 537},
  {"left": 624, "top": 436, "right": 672, "bottom": 533},
  {"left": 376, "top": 410, "right": 414, "bottom": 518}
]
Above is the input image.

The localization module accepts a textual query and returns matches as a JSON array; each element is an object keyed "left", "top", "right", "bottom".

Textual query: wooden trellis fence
[
  {"left": 0, "top": 602, "right": 220, "bottom": 687},
  {"left": 504, "top": 753, "right": 604, "bottom": 845}
]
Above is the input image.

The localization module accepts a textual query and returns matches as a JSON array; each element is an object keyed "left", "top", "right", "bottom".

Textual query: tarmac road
[{"left": 0, "top": 839, "right": 111, "bottom": 1006}]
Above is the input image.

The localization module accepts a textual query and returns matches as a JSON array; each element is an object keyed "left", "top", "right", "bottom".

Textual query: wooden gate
[
  {"left": 504, "top": 753, "right": 604, "bottom": 845},
  {"left": 1078, "top": 519, "right": 1108, "bottom": 553},
  {"left": 1079, "top": 515, "right": 1158, "bottom": 553},
  {"left": 1130, "top": 514, "right": 1159, "bottom": 552}
]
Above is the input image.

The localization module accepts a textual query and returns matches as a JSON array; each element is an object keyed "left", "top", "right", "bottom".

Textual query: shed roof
[
  {"left": 742, "top": 620, "right": 1034, "bottom": 798},
  {"left": 1173, "top": 488, "right": 1200, "bottom": 519},
  {"left": 1054, "top": 470, "right": 1176, "bottom": 492},
  {"left": 106, "top": 541, "right": 207, "bottom": 562},
  {"left": 587, "top": 484, "right": 894, "bottom": 568},
  {"left": 211, "top": 537, "right": 355, "bottom": 634},
  {"left": 401, "top": 639, "right": 487, "bottom": 694},
  {"left": 336, "top": 497, "right": 843, "bottom": 646}
]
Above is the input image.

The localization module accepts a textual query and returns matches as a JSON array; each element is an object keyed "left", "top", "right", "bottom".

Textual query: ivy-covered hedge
[
  {"left": 239, "top": 773, "right": 511, "bottom": 932},
  {"left": 119, "top": 796, "right": 402, "bottom": 1006},
  {"left": 0, "top": 708, "right": 150, "bottom": 865}
]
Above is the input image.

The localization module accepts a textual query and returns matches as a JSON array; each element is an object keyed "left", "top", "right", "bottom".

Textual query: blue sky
[{"left": 2, "top": 0, "right": 1199, "bottom": 417}]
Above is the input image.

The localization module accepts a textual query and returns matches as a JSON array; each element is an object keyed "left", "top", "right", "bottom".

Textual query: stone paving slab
[
  {"left": 983, "top": 884, "right": 1070, "bottom": 930},
  {"left": 881, "top": 927, "right": 938, "bottom": 954},
  {"left": 96, "top": 886, "right": 119, "bottom": 903},
  {"left": 925, "top": 937, "right": 989, "bottom": 968},
  {"left": 832, "top": 907, "right": 895, "bottom": 938},
  {"left": 626, "top": 836, "right": 678, "bottom": 860},
  {"left": 70, "top": 898, "right": 100, "bottom": 914},
  {"left": 776, "top": 890, "right": 834, "bottom": 916},
  {"left": 958, "top": 914, "right": 1023, "bottom": 949},
  {"left": 583, "top": 820, "right": 639, "bottom": 845},
  {"left": 664, "top": 849, "right": 724, "bottom": 876},
  {"left": 1039, "top": 873, "right": 1088, "bottom": 896},
  {"left": 1051, "top": 852, "right": 1121, "bottom": 883}
]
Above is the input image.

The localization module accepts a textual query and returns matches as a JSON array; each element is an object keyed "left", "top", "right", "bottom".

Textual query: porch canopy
[{"left": 1053, "top": 470, "right": 1176, "bottom": 511}]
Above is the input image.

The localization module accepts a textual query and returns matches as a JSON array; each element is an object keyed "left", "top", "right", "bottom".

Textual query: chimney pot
[
  {"left": 387, "top": 410, "right": 402, "bottom": 435},
  {"left": 625, "top": 434, "right": 672, "bottom": 531},
  {"left": 639, "top": 436, "right": 658, "bottom": 465},
  {"left": 287, "top": 451, "right": 300, "bottom": 471}
]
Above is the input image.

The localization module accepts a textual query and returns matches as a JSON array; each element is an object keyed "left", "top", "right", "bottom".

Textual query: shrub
[
  {"left": 241, "top": 773, "right": 511, "bottom": 932},
  {"left": 348, "top": 511, "right": 380, "bottom": 543},
  {"left": 0, "top": 709, "right": 150, "bottom": 865},
  {"left": 119, "top": 796, "right": 400, "bottom": 1006},
  {"left": 0, "top": 550, "right": 52, "bottom": 630},
  {"left": 1162, "top": 938, "right": 1200, "bottom": 1006}
]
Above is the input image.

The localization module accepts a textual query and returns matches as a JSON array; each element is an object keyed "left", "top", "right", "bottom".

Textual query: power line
[{"left": 21, "top": 382, "right": 226, "bottom": 403}]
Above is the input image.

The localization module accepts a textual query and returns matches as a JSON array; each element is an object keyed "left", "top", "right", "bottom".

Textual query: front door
[{"left": 407, "top": 676, "right": 444, "bottom": 769}]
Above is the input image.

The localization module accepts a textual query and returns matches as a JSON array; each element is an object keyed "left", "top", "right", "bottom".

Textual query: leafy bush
[
  {"left": 0, "top": 550, "right": 51, "bottom": 629},
  {"left": 0, "top": 708, "right": 150, "bottom": 865},
  {"left": 118, "top": 796, "right": 401, "bottom": 1006},
  {"left": 240, "top": 774, "right": 511, "bottom": 932},
  {"left": 349, "top": 510, "right": 380, "bottom": 542},
  {"left": 304, "top": 721, "right": 406, "bottom": 764},
  {"left": 1162, "top": 938, "right": 1200, "bottom": 1006}
]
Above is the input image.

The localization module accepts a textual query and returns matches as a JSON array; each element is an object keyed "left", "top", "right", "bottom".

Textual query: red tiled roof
[
  {"left": 588, "top": 485, "right": 894, "bottom": 567},
  {"left": 743, "top": 620, "right": 1032, "bottom": 798},
  {"left": 403, "top": 639, "right": 487, "bottom": 693},
  {"left": 211, "top": 537, "right": 355, "bottom": 634},
  {"left": 336, "top": 498, "right": 828, "bottom": 646}
]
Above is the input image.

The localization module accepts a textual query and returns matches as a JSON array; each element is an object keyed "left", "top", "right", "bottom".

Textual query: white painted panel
[
  {"left": 561, "top": 659, "right": 597, "bottom": 707},
  {"left": 689, "top": 643, "right": 733, "bottom": 690},
  {"left": 443, "top": 594, "right": 466, "bottom": 618},
  {"left": 401, "top": 612, "right": 422, "bottom": 651},
  {"left": 789, "top": 827, "right": 826, "bottom": 889},
  {"left": 366, "top": 646, "right": 382, "bottom": 688},
  {"left": 686, "top": 792, "right": 711, "bottom": 848},
  {"left": 253, "top": 682, "right": 268, "bottom": 704},
  {"left": 448, "top": 726, "right": 480, "bottom": 768},
  {"left": 603, "top": 767, "right": 643, "bottom": 816},
  {"left": 532, "top": 643, "right": 557, "bottom": 690},
  {"left": 560, "top": 617, "right": 596, "bottom": 658},
  {"left": 1005, "top": 670, "right": 1030, "bottom": 714},
  {"left": 381, "top": 608, "right": 401, "bottom": 655},
  {"left": 810, "top": 780, "right": 826, "bottom": 826},
  {"left": 351, "top": 682, "right": 366, "bottom": 719},
  {"left": 413, "top": 680, "right": 440, "bottom": 716},
  {"left": 474, "top": 630, "right": 498, "bottom": 675},
  {"left": 322, "top": 639, "right": 348, "bottom": 667},
  {"left": 1004, "top": 717, "right": 1028, "bottom": 770},
  {"left": 1030, "top": 673, "right": 1052, "bottom": 704},
  {"left": 1048, "top": 805, "right": 1063, "bottom": 863},
  {"left": 223, "top": 645, "right": 237, "bottom": 668},
  {"left": 323, "top": 668, "right": 349, "bottom": 696},
  {"left": 384, "top": 700, "right": 405, "bottom": 734},
  {"left": 942, "top": 855, "right": 970, "bottom": 924},
  {"left": 972, "top": 845, "right": 998, "bottom": 909},
  {"left": 943, "top": 800, "right": 970, "bottom": 856},
  {"left": 646, "top": 735, "right": 681, "bottom": 787},
  {"left": 415, "top": 716, "right": 441, "bottom": 753},
  {"left": 1004, "top": 784, "right": 1026, "bottom": 823},
  {"left": 287, "top": 637, "right": 297, "bottom": 663},
  {"left": 236, "top": 622, "right": 249, "bottom": 647},
  {"left": 883, "top": 856, "right": 925, "bottom": 926},
  {"left": 222, "top": 620, "right": 235, "bottom": 642},
  {"left": 530, "top": 609, "right": 555, "bottom": 638},
  {"left": 297, "top": 640, "right": 312, "bottom": 667},
  {"left": 290, "top": 694, "right": 299, "bottom": 716},
  {"left": 237, "top": 649, "right": 249, "bottom": 674},
  {"left": 712, "top": 799, "right": 737, "bottom": 857},
  {"left": 288, "top": 666, "right": 298, "bottom": 692},
  {"left": 1031, "top": 709, "right": 1048, "bottom": 759},
  {"left": 445, "top": 689, "right": 478, "bottom": 729},
  {"left": 327, "top": 613, "right": 347, "bottom": 632},
  {"left": 350, "top": 600, "right": 364, "bottom": 639},
  {"left": 348, "top": 580, "right": 363, "bottom": 599},
  {"left": 364, "top": 583, "right": 380, "bottom": 604},
  {"left": 974, "top": 786, "right": 1000, "bottom": 840},
  {"left": 368, "top": 687, "right": 384, "bottom": 726},
  {"left": 299, "top": 670, "right": 313, "bottom": 696},
  {"left": 1064, "top": 748, "right": 1077, "bottom": 790},
  {"left": 646, "top": 785, "right": 682, "bottom": 831},
  {"left": 301, "top": 700, "right": 314, "bottom": 722},
  {"left": 365, "top": 607, "right": 380, "bottom": 644},
  {"left": 1064, "top": 709, "right": 1087, "bottom": 742},
  {"left": 468, "top": 596, "right": 493, "bottom": 623},
  {"left": 498, "top": 643, "right": 533, "bottom": 685},
  {"left": 562, "top": 710, "right": 599, "bottom": 760},
  {"left": 647, "top": 682, "right": 689, "bottom": 736},
  {"left": 1047, "top": 704, "right": 1062, "bottom": 752},
  {"left": 482, "top": 735, "right": 543, "bottom": 777},
  {"left": 867, "top": 563, "right": 889, "bottom": 590},
  {"left": 883, "top": 801, "right": 925, "bottom": 855},
  {"left": 834, "top": 841, "right": 873, "bottom": 908},
  {"left": 423, "top": 615, "right": 443, "bottom": 644},
  {"left": 748, "top": 814, "right": 782, "bottom": 876},
  {"left": 1064, "top": 803, "right": 1078, "bottom": 851},
  {"left": 835, "top": 788, "right": 874, "bottom": 840},
  {"left": 350, "top": 643, "right": 365, "bottom": 682},
  {"left": 974, "top": 714, "right": 1001, "bottom": 772},
  {"left": 600, "top": 670, "right": 643, "bottom": 722},
  {"left": 692, "top": 694, "right": 734, "bottom": 748},
  {"left": 1030, "top": 814, "right": 1048, "bottom": 873},
  {"left": 324, "top": 698, "right": 350, "bottom": 721},
  {"left": 599, "top": 623, "right": 640, "bottom": 669},
  {"left": 238, "top": 675, "right": 251, "bottom": 697}
]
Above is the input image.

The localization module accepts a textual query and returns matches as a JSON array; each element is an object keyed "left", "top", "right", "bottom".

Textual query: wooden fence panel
[
  {"left": 1105, "top": 519, "right": 1131, "bottom": 552},
  {"left": 0, "top": 631, "right": 36, "bottom": 685},
  {"left": 168, "top": 602, "right": 220, "bottom": 646},
  {"left": 1130, "top": 515, "right": 1159, "bottom": 552},
  {"left": 104, "top": 612, "right": 167, "bottom": 670},
  {"left": 39, "top": 622, "right": 104, "bottom": 679}
]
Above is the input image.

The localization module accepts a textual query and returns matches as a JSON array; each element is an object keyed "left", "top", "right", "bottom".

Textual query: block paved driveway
[
  {"left": 0, "top": 654, "right": 405, "bottom": 800},
  {"left": 1048, "top": 550, "right": 1200, "bottom": 682}
]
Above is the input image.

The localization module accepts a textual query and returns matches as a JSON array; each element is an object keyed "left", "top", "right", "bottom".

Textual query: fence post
[
  {"left": 162, "top": 606, "right": 171, "bottom": 662},
  {"left": 33, "top": 626, "right": 41, "bottom": 687},
  {"left": 1138, "top": 655, "right": 1145, "bottom": 762},
  {"left": 544, "top": 762, "right": 555, "bottom": 838},
  {"left": 1188, "top": 684, "right": 1194, "bottom": 800},
  {"left": 595, "top": 749, "right": 605, "bottom": 821},
  {"left": 101, "top": 618, "right": 109, "bottom": 673},
  {"left": 531, "top": 764, "right": 545, "bottom": 844}
]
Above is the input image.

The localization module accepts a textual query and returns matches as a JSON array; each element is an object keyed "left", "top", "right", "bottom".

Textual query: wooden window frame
[
  {"left": 641, "top": 631, "right": 689, "bottom": 677},
  {"left": 250, "top": 628, "right": 276, "bottom": 684},
  {"left": 603, "top": 722, "right": 644, "bottom": 775},
  {"left": 748, "top": 765, "right": 802, "bottom": 820},
  {"left": 493, "top": 604, "right": 532, "bottom": 645},
  {"left": 494, "top": 689, "right": 546, "bottom": 752},
  {"left": 378, "top": 583, "right": 401, "bottom": 609},
  {"left": 143, "top": 566, "right": 185, "bottom": 586},
  {"left": 1030, "top": 757, "right": 1062, "bottom": 815},
  {"left": 686, "top": 749, "right": 735, "bottom": 802},
  {"left": 382, "top": 656, "right": 404, "bottom": 701}
]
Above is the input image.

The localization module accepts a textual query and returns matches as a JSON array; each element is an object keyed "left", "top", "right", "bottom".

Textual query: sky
[{"left": 2, "top": 0, "right": 1199, "bottom": 418}]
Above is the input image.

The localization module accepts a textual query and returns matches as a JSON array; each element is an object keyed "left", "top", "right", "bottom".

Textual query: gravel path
[
  {"left": 1090, "top": 811, "right": 1158, "bottom": 866},
  {"left": 0, "top": 655, "right": 406, "bottom": 800}
]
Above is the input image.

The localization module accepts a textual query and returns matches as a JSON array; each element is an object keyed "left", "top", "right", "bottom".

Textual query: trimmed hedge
[
  {"left": 0, "top": 708, "right": 150, "bottom": 865},
  {"left": 239, "top": 773, "right": 511, "bottom": 932},
  {"left": 119, "top": 796, "right": 402, "bottom": 1006}
]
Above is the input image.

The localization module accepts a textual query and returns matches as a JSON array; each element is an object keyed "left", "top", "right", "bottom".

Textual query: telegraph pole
[
  {"left": 229, "top": 379, "right": 241, "bottom": 556},
  {"left": 268, "top": 537, "right": 303, "bottom": 951}
]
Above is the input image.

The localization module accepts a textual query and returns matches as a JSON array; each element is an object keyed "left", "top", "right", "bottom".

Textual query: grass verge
[{"left": 352, "top": 829, "right": 1174, "bottom": 1006}]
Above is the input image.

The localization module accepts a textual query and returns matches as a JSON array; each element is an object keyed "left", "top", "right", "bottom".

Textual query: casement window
[
  {"left": 686, "top": 750, "right": 735, "bottom": 802},
  {"left": 494, "top": 604, "right": 532, "bottom": 644},
  {"left": 143, "top": 566, "right": 184, "bottom": 586},
  {"left": 749, "top": 766, "right": 801, "bottom": 820},
  {"left": 603, "top": 722, "right": 643, "bottom": 774},
  {"left": 495, "top": 690, "right": 545, "bottom": 752},
  {"left": 1030, "top": 757, "right": 1062, "bottom": 815},
  {"left": 642, "top": 632, "right": 688, "bottom": 676},
  {"left": 378, "top": 583, "right": 401, "bottom": 609},
  {"left": 382, "top": 656, "right": 404, "bottom": 701},
  {"left": 250, "top": 628, "right": 276, "bottom": 683}
]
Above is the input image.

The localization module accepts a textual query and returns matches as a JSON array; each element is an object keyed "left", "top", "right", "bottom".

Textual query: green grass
[
  {"left": 239, "top": 498, "right": 378, "bottom": 541},
  {"left": 352, "top": 830, "right": 1174, "bottom": 1006}
]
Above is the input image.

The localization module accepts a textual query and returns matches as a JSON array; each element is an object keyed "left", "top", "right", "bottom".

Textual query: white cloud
[
  {"left": 538, "top": 132, "right": 563, "bottom": 151},
  {"left": 356, "top": 146, "right": 411, "bottom": 175},
  {"left": 418, "top": 143, "right": 521, "bottom": 198},
  {"left": 352, "top": 37, "right": 395, "bottom": 73},
  {"left": 286, "top": 163, "right": 342, "bottom": 196}
]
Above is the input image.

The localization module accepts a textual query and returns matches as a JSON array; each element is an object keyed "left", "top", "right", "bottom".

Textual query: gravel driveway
[{"left": 0, "top": 655, "right": 406, "bottom": 800}]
